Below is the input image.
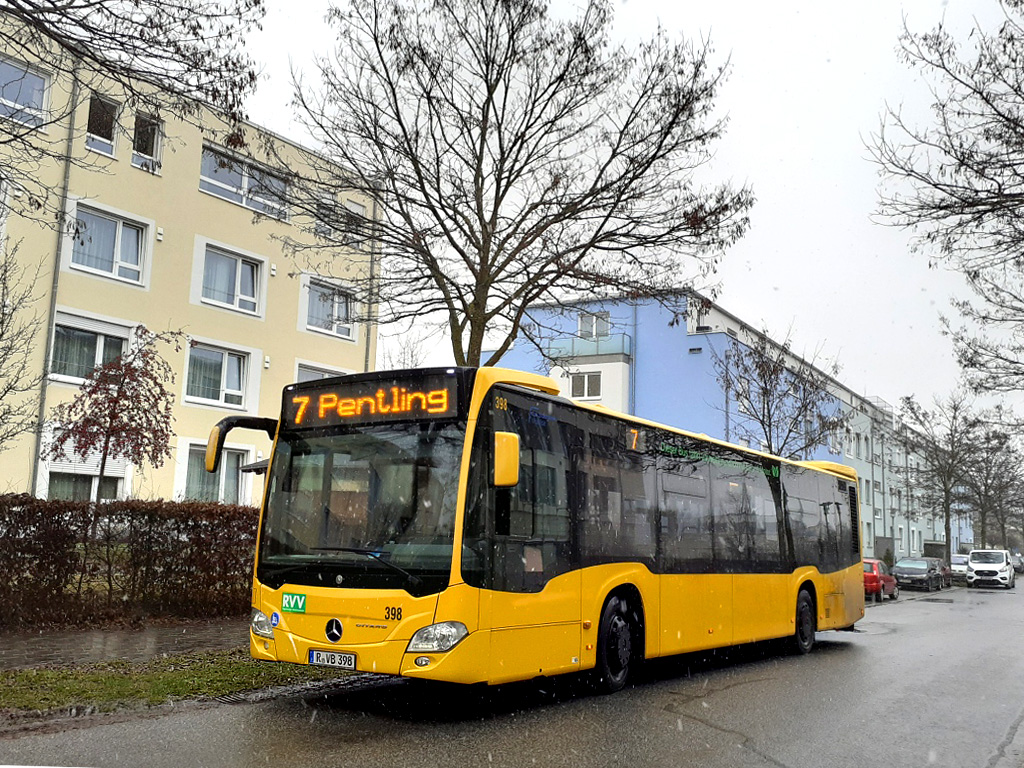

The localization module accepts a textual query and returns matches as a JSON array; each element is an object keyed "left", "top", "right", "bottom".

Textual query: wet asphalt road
[{"left": 2, "top": 585, "right": 1023, "bottom": 768}]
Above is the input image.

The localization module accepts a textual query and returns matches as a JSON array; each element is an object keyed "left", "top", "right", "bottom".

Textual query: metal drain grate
[{"left": 919, "top": 598, "right": 954, "bottom": 603}]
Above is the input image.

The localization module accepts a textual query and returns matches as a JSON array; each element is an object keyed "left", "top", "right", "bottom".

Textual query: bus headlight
[
  {"left": 407, "top": 621, "right": 468, "bottom": 653},
  {"left": 250, "top": 608, "right": 274, "bottom": 639}
]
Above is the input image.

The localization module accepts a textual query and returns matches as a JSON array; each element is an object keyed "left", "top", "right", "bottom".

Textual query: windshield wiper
[{"left": 312, "top": 546, "right": 423, "bottom": 587}]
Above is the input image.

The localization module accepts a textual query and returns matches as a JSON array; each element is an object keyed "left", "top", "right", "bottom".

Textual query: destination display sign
[{"left": 284, "top": 373, "right": 459, "bottom": 428}]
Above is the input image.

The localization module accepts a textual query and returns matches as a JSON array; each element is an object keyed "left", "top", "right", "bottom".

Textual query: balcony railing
[{"left": 544, "top": 333, "right": 632, "bottom": 359}]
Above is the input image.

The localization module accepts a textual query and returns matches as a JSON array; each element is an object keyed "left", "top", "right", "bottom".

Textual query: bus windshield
[{"left": 257, "top": 420, "right": 466, "bottom": 595}]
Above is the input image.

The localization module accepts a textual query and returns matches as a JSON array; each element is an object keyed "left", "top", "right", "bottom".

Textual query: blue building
[
  {"left": 499, "top": 292, "right": 842, "bottom": 461},
  {"left": 497, "top": 291, "right": 974, "bottom": 560}
]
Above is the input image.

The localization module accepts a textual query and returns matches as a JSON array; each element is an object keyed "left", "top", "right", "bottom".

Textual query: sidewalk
[{"left": 0, "top": 617, "right": 250, "bottom": 670}]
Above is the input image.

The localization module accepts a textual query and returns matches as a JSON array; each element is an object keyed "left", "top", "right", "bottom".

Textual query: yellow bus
[{"left": 207, "top": 366, "right": 864, "bottom": 692}]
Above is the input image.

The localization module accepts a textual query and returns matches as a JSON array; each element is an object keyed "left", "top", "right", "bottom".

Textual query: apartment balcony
[{"left": 544, "top": 333, "right": 633, "bottom": 360}]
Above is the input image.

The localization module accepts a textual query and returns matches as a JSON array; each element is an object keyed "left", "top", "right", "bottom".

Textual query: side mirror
[
  {"left": 205, "top": 416, "right": 278, "bottom": 472},
  {"left": 493, "top": 431, "right": 520, "bottom": 487}
]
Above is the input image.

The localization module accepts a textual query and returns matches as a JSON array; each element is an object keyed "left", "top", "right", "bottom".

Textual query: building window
[
  {"left": 85, "top": 95, "right": 118, "bottom": 155},
  {"left": 307, "top": 281, "right": 353, "bottom": 339},
  {"left": 570, "top": 372, "right": 601, "bottom": 399},
  {"left": 51, "top": 325, "right": 126, "bottom": 380},
  {"left": 48, "top": 473, "right": 119, "bottom": 502},
  {"left": 202, "top": 246, "right": 259, "bottom": 313},
  {"left": 186, "top": 344, "right": 247, "bottom": 407},
  {"left": 0, "top": 57, "right": 46, "bottom": 127},
  {"left": 185, "top": 445, "right": 243, "bottom": 503},
  {"left": 71, "top": 207, "right": 144, "bottom": 283},
  {"left": 199, "top": 146, "right": 288, "bottom": 219},
  {"left": 132, "top": 113, "right": 161, "bottom": 171},
  {"left": 898, "top": 525, "right": 905, "bottom": 552},
  {"left": 315, "top": 198, "right": 369, "bottom": 246},
  {"left": 297, "top": 364, "right": 341, "bottom": 382},
  {"left": 578, "top": 311, "right": 609, "bottom": 339}
]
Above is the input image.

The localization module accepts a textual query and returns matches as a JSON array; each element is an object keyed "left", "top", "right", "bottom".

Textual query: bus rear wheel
[
  {"left": 593, "top": 594, "right": 638, "bottom": 694},
  {"left": 790, "top": 590, "right": 816, "bottom": 655}
]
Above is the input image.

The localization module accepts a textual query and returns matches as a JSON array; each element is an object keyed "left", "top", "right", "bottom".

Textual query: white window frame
[
  {"left": 296, "top": 362, "right": 348, "bottom": 382},
  {"left": 185, "top": 343, "right": 249, "bottom": 409},
  {"left": 69, "top": 204, "right": 148, "bottom": 285},
  {"left": 578, "top": 311, "right": 610, "bottom": 339},
  {"left": 85, "top": 93, "right": 119, "bottom": 156},
  {"left": 131, "top": 112, "right": 162, "bottom": 172},
  {"left": 184, "top": 443, "right": 247, "bottom": 504},
  {"left": 47, "top": 472, "right": 121, "bottom": 502},
  {"left": 199, "top": 145, "right": 288, "bottom": 219},
  {"left": 201, "top": 245, "right": 261, "bottom": 314},
  {"left": 570, "top": 371, "right": 602, "bottom": 399},
  {"left": 305, "top": 278, "right": 355, "bottom": 340},
  {"left": 0, "top": 56, "right": 48, "bottom": 128},
  {"left": 49, "top": 320, "right": 128, "bottom": 383},
  {"left": 40, "top": 422, "right": 131, "bottom": 500}
]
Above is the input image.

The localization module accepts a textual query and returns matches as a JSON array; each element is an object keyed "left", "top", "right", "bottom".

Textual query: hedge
[{"left": 0, "top": 495, "right": 259, "bottom": 627}]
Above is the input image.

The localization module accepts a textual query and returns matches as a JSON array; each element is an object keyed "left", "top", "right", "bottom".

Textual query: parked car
[
  {"left": 863, "top": 558, "right": 899, "bottom": 603},
  {"left": 892, "top": 557, "right": 943, "bottom": 591},
  {"left": 950, "top": 553, "right": 969, "bottom": 584},
  {"left": 967, "top": 549, "right": 1017, "bottom": 589},
  {"left": 1011, "top": 553, "right": 1024, "bottom": 575},
  {"left": 929, "top": 557, "right": 953, "bottom": 588}
]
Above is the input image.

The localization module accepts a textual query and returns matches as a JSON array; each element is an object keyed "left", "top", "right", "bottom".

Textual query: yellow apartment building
[{"left": 0, "top": 45, "right": 377, "bottom": 504}]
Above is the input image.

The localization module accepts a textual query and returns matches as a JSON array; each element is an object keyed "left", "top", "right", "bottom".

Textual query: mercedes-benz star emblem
[{"left": 325, "top": 618, "right": 343, "bottom": 643}]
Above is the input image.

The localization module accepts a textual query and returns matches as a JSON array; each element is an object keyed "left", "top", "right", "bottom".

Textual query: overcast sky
[{"left": 246, "top": 0, "right": 1004, "bottom": 409}]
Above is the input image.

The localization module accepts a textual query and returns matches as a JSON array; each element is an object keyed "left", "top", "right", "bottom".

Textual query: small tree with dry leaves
[{"left": 47, "top": 326, "right": 182, "bottom": 504}]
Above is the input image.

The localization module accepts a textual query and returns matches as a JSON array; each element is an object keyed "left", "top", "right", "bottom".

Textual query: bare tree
[
  {"left": 0, "top": 240, "right": 42, "bottom": 452},
  {"left": 899, "top": 391, "right": 981, "bottom": 563},
  {"left": 870, "top": 7, "right": 1024, "bottom": 393},
  {"left": 962, "top": 429, "right": 1023, "bottom": 549},
  {"left": 710, "top": 328, "right": 847, "bottom": 460},
  {"left": 1, "top": 0, "right": 264, "bottom": 212},
  {"left": 378, "top": 326, "right": 429, "bottom": 370},
  {"left": 283, "top": 0, "right": 754, "bottom": 367}
]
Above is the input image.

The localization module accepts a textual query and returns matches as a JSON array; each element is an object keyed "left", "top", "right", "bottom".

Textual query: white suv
[{"left": 966, "top": 549, "right": 1017, "bottom": 589}]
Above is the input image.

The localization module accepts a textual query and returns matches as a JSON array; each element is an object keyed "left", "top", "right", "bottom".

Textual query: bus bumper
[{"left": 249, "top": 626, "right": 492, "bottom": 685}]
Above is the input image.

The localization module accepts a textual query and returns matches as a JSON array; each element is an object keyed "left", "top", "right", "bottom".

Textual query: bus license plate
[{"left": 308, "top": 649, "right": 356, "bottom": 670}]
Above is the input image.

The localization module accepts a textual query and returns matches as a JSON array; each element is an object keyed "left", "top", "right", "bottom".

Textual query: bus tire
[
  {"left": 592, "top": 594, "right": 638, "bottom": 694},
  {"left": 790, "top": 589, "right": 816, "bottom": 655}
]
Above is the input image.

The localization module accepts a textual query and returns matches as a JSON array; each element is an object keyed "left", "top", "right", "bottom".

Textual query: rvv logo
[{"left": 282, "top": 593, "right": 306, "bottom": 613}]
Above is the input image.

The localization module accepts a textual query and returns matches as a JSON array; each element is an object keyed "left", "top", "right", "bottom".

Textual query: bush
[{"left": 0, "top": 495, "right": 259, "bottom": 627}]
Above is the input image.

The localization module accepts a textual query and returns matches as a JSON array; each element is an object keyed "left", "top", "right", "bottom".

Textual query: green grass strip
[{"left": 0, "top": 648, "right": 348, "bottom": 713}]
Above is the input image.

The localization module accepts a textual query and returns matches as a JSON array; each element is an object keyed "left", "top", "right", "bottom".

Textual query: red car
[{"left": 863, "top": 557, "right": 899, "bottom": 603}]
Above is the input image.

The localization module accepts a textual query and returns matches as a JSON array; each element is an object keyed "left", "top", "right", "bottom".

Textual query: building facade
[
  {"left": 499, "top": 294, "right": 974, "bottom": 560},
  {"left": 0, "top": 48, "right": 376, "bottom": 504}
]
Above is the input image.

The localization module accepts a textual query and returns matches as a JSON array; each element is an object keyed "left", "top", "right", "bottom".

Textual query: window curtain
[
  {"left": 72, "top": 211, "right": 116, "bottom": 272},
  {"left": 185, "top": 447, "right": 220, "bottom": 502},
  {"left": 223, "top": 451, "right": 243, "bottom": 504},
  {"left": 187, "top": 347, "right": 223, "bottom": 400},
  {"left": 53, "top": 326, "right": 98, "bottom": 378},
  {"left": 308, "top": 282, "right": 333, "bottom": 330},
  {"left": 48, "top": 473, "right": 92, "bottom": 502},
  {"left": 202, "top": 249, "right": 237, "bottom": 304}
]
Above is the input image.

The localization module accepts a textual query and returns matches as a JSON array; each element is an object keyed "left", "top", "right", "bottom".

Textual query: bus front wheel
[
  {"left": 791, "top": 590, "right": 816, "bottom": 655},
  {"left": 593, "top": 594, "right": 638, "bottom": 694}
]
